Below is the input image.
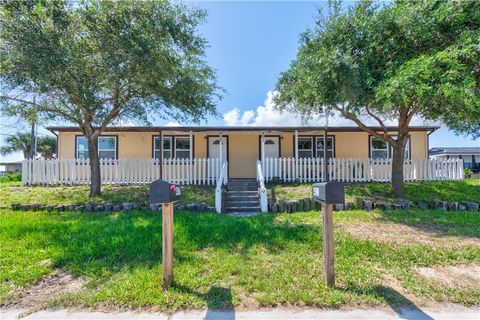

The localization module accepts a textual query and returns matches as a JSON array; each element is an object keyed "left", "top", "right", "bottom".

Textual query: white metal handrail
[
  {"left": 256, "top": 160, "right": 268, "bottom": 213},
  {"left": 215, "top": 161, "right": 228, "bottom": 213}
]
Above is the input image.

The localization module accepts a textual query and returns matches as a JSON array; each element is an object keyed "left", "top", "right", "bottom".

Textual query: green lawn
[
  {"left": 1, "top": 207, "right": 479, "bottom": 311},
  {"left": 0, "top": 184, "right": 215, "bottom": 207},
  {"left": 272, "top": 178, "right": 480, "bottom": 203}
]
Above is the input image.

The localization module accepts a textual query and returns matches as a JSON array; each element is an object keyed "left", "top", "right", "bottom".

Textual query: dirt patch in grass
[
  {"left": 416, "top": 264, "right": 480, "bottom": 289},
  {"left": 337, "top": 221, "right": 480, "bottom": 247},
  {"left": 4, "top": 270, "right": 85, "bottom": 313}
]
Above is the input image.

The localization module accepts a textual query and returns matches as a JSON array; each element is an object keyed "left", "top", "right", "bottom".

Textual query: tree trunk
[
  {"left": 391, "top": 143, "right": 405, "bottom": 197},
  {"left": 87, "top": 134, "right": 102, "bottom": 196}
]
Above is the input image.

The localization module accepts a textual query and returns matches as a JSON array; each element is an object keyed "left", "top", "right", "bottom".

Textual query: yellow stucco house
[
  {"left": 48, "top": 125, "right": 437, "bottom": 180},
  {"left": 27, "top": 124, "right": 463, "bottom": 213}
]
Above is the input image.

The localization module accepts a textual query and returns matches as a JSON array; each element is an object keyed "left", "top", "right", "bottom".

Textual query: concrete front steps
[{"left": 224, "top": 179, "right": 260, "bottom": 215}]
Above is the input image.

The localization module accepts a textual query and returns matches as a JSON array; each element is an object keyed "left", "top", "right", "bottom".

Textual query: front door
[
  {"left": 261, "top": 136, "right": 280, "bottom": 159},
  {"left": 208, "top": 136, "right": 228, "bottom": 162}
]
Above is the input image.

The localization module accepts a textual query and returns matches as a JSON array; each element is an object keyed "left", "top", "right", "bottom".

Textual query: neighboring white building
[
  {"left": 0, "top": 161, "right": 23, "bottom": 176},
  {"left": 429, "top": 147, "right": 480, "bottom": 172}
]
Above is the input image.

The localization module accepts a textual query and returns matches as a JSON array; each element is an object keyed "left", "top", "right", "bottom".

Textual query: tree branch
[
  {"left": 332, "top": 103, "right": 395, "bottom": 145},
  {"left": 365, "top": 105, "right": 389, "bottom": 136},
  {"left": 0, "top": 95, "right": 42, "bottom": 107}
]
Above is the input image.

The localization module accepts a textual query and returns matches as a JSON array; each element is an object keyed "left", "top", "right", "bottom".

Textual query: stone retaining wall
[
  {"left": 268, "top": 197, "right": 480, "bottom": 213},
  {"left": 9, "top": 202, "right": 215, "bottom": 213}
]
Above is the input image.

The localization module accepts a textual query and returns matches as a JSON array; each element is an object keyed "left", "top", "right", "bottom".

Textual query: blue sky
[{"left": 0, "top": 1, "right": 477, "bottom": 162}]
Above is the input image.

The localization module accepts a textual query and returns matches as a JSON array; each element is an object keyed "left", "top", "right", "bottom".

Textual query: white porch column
[
  {"left": 189, "top": 130, "right": 193, "bottom": 184},
  {"left": 261, "top": 132, "right": 266, "bottom": 163},
  {"left": 160, "top": 130, "right": 163, "bottom": 180},
  {"left": 219, "top": 132, "right": 223, "bottom": 164},
  {"left": 261, "top": 131, "right": 265, "bottom": 176},
  {"left": 295, "top": 130, "right": 299, "bottom": 180},
  {"left": 189, "top": 131, "right": 193, "bottom": 160}
]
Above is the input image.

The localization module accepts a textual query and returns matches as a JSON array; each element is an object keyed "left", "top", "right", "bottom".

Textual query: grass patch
[
  {"left": 0, "top": 184, "right": 214, "bottom": 207},
  {"left": 272, "top": 178, "right": 480, "bottom": 203},
  {"left": 1, "top": 208, "right": 479, "bottom": 311}
]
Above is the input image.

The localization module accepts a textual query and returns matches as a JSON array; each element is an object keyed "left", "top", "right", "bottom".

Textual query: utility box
[
  {"left": 149, "top": 180, "right": 181, "bottom": 204},
  {"left": 312, "top": 181, "right": 344, "bottom": 205}
]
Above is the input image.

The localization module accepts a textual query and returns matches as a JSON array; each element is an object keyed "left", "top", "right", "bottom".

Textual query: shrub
[
  {"left": 0, "top": 173, "right": 21, "bottom": 183},
  {"left": 464, "top": 169, "right": 472, "bottom": 178}
]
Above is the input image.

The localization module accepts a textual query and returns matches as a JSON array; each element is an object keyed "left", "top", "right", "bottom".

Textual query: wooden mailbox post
[
  {"left": 312, "top": 181, "right": 344, "bottom": 287},
  {"left": 149, "top": 180, "right": 181, "bottom": 290}
]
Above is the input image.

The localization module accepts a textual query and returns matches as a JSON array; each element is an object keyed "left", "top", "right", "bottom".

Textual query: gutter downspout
[{"left": 47, "top": 129, "right": 59, "bottom": 159}]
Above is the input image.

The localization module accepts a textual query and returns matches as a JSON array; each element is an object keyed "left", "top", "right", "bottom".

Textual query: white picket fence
[
  {"left": 262, "top": 158, "right": 464, "bottom": 183},
  {"left": 22, "top": 158, "right": 223, "bottom": 186}
]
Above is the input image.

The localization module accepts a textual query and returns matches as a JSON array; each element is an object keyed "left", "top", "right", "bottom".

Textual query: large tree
[
  {"left": 275, "top": 0, "right": 480, "bottom": 196},
  {"left": 1, "top": 0, "right": 219, "bottom": 195}
]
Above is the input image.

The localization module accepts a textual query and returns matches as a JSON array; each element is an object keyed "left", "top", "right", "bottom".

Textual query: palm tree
[
  {"left": 0, "top": 132, "right": 56, "bottom": 159},
  {"left": 37, "top": 136, "right": 56, "bottom": 159},
  {"left": 0, "top": 132, "right": 32, "bottom": 159}
]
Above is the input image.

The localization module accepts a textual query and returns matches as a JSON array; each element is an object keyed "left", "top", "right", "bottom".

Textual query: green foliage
[
  {"left": 0, "top": 0, "right": 220, "bottom": 127},
  {"left": 276, "top": 0, "right": 480, "bottom": 138},
  {"left": 0, "top": 0, "right": 220, "bottom": 195},
  {"left": 1, "top": 208, "right": 479, "bottom": 309},
  {"left": 0, "top": 173, "right": 22, "bottom": 183},
  {"left": 0, "top": 132, "right": 56, "bottom": 159}
]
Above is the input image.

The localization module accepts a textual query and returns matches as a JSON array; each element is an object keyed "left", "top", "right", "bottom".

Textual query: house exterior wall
[{"left": 56, "top": 129, "right": 430, "bottom": 178}]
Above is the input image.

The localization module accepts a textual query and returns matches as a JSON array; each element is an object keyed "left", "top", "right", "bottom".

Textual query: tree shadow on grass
[
  {"left": 341, "top": 284, "right": 433, "bottom": 320},
  {"left": 174, "top": 285, "right": 235, "bottom": 319},
  {"left": 372, "top": 209, "right": 480, "bottom": 240},
  {"left": 16, "top": 210, "right": 319, "bottom": 276}
]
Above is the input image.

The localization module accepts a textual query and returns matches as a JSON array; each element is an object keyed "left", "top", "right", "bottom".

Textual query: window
[
  {"left": 315, "top": 137, "right": 334, "bottom": 158},
  {"left": 153, "top": 137, "right": 172, "bottom": 159},
  {"left": 175, "top": 137, "right": 191, "bottom": 159},
  {"left": 76, "top": 137, "right": 89, "bottom": 159},
  {"left": 297, "top": 137, "right": 313, "bottom": 158},
  {"left": 76, "top": 136, "right": 117, "bottom": 159},
  {"left": 369, "top": 136, "right": 410, "bottom": 160},
  {"left": 370, "top": 137, "right": 389, "bottom": 159}
]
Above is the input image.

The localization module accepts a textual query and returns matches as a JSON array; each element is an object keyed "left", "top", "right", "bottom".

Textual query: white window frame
[
  {"left": 174, "top": 137, "right": 191, "bottom": 159},
  {"left": 153, "top": 136, "right": 172, "bottom": 159},
  {"left": 76, "top": 136, "right": 117, "bottom": 159},
  {"left": 297, "top": 137, "right": 313, "bottom": 158},
  {"left": 369, "top": 136, "right": 410, "bottom": 160},
  {"left": 76, "top": 136, "right": 89, "bottom": 160},
  {"left": 315, "top": 136, "right": 335, "bottom": 158}
]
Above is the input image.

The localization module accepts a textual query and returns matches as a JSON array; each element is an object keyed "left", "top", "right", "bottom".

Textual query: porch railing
[
  {"left": 262, "top": 157, "right": 464, "bottom": 183},
  {"left": 22, "top": 158, "right": 223, "bottom": 186},
  {"left": 215, "top": 161, "right": 228, "bottom": 213},
  {"left": 256, "top": 160, "right": 268, "bottom": 213}
]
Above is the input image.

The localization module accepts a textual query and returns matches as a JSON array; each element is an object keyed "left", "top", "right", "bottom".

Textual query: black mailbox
[
  {"left": 312, "top": 181, "right": 344, "bottom": 204},
  {"left": 149, "top": 180, "right": 182, "bottom": 204}
]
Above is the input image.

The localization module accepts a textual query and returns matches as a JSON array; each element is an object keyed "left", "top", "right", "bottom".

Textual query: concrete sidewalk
[{"left": 1, "top": 306, "right": 479, "bottom": 320}]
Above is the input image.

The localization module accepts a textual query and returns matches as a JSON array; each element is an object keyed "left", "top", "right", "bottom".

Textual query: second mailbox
[
  {"left": 149, "top": 180, "right": 182, "bottom": 204},
  {"left": 312, "top": 181, "right": 345, "bottom": 204}
]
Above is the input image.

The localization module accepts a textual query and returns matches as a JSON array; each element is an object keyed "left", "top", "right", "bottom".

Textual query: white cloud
[
  {"left": 165, "top": 121, "right": 181, "bottom": 127},
  {"left": 223, "top": 90, "right": 438, "bottom": 127},
  {"left": 223, "top": 91, "right": 309, "bottom": 126}
]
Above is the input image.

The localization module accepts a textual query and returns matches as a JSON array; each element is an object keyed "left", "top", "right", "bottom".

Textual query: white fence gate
[
  {"left": 22, "top": 158, "right": 223, "bottom": 186},
  {"left": 262, "top": 158, "right": 464, "bottom": 183}
]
